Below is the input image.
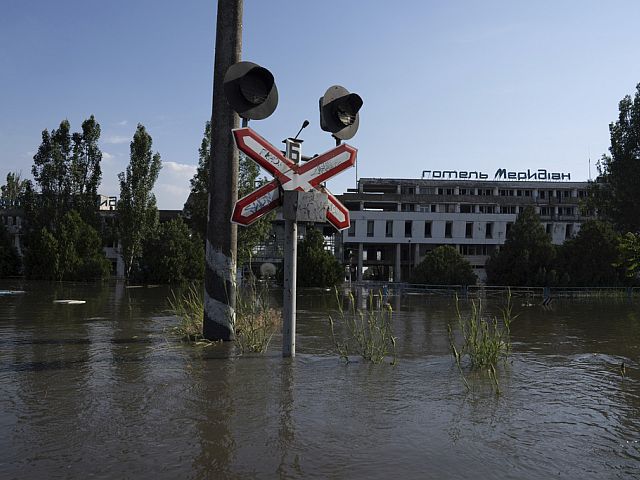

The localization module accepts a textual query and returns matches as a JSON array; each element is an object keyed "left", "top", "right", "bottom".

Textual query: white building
[{"left": 336, "top": 176, "right": 593, "bottom": 283}]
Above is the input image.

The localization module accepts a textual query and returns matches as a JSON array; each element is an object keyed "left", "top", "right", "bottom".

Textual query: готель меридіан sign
[{"left": 421, "top": 168, "right": 571, "bottom": 181}]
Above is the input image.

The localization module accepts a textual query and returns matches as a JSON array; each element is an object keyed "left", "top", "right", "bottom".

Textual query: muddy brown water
[{"left": 1, "top": 281, "right": 639, "bottom": 479}]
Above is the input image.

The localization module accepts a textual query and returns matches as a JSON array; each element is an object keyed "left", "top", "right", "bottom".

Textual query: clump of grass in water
[
  {"left": 329, "top": 289, "right": 397, "bottom": 364},
  {"left": 168, "top": 283, "right": 210, "bottom": 345},
  {"left": 234, "top": 276, "right": 280, "bottom": 354},
  {"left": 168, "top": 279, "right": 280, "bottom": 353},
  {"left": 448, "top": 292, "right": 516, "bottom": 394}
]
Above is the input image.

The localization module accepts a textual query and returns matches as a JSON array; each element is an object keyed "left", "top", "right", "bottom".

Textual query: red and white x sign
[{"left": 231, "top": 127, "right": 356, "bottom": 230}]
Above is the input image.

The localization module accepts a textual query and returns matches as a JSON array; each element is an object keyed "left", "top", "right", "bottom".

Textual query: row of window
[
  {"left": 351, "top": 220, "right": 576, "bottom": 240},
  {"left": 353, "top": 220, "right": 505, "bottom": 239},
  {"left": 403, "top": 204, "right": 582, "bottom": 215},
  {"left": 397, "top": 185, "right": 588, "bottom": 198}
]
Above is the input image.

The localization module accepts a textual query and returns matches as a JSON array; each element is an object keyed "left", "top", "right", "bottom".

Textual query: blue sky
[{"left": 2, "top": 1, "right": 640, "bottom": 209}]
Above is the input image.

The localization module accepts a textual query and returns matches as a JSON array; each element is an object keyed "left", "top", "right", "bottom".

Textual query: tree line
[{"left": 0, "top": 118, "right": 278, "bottom": 283}]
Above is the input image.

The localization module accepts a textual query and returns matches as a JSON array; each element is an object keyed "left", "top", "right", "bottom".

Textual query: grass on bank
[
  {"left": 329, "top": 289, "right": 397, "bottom": 365},
  {"left": 169, "top": 279, "right": 280, "bottom": 353},
  {"left": 448, "top": 292, "right": 516, "bottom": 394}
]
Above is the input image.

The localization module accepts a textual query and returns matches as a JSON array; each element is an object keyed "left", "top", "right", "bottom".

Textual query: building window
[
  {"left": 348, "top": 221, "right": 355, "bottom": 237},
  {"left": 405, "top": 220, "right": 412, "bottom": 238},
  {"left": 460, "top": 204, "right": 473, "bottom": 213},
  {"left": 506, "top": 222, "right": 513, "bottom": 238},
  {"left": 479, "top": 205, "right": 495, "bottom": 214},
  {"left": 367, "top": 220, "right": 374, "bottom": 237},
  {"left": 385, "top": 220, "right": 393, "bottom": 237},
  {"left": 565, "top": 223, "right": 574, "bottom": 239},
  {"left": 445, "top": 221, "right": 452, "bottom": 238},
  {"left": 465, "top": 222, "right": 473, "bottom": 238},
  {"left": 424, "top": 221, "right": 432, "bottom": 238},
  {"left": 485, "top": 222, "right": 493, "bottom": 239},
  {"left": 546, "top": 223, "right": 552, "bottom": 236}
]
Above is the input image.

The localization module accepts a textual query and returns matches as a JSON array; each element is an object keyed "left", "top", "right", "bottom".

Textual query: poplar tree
[
  {"left": 117, "top": 124, "right": 162, "bottom": 279},
  {"left": 591, "top": 83, "right": 640, "bottom": 233},
  {"left": 183, "top": 121, "right": 273, "bottom": 267},
  {"left": 70, "top": 115, "right": 102, "bottom": 225},
  {"left": 31, "top": 120, "right": 73, "bottom": 227}
]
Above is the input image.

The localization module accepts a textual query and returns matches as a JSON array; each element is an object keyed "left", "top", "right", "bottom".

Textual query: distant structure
[
  {"left": 0, "top": 195, "right": 181, "bottom": 278},
  {"left": 335, "top": 176, "right": 592, "bottom": 282},
  {"left": 1, "top": 174, "right": 595, "bottom": 284}
]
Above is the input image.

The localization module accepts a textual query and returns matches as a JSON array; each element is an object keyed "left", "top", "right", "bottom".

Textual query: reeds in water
[
  {"left": 168, "top": 279, "right": 280, "bottom": 353},
  {"left": 234, "top": 277, "right": 280, "bottom": 354},
  {"left": 329, "top": 289, "right": 397, "bottom": 364},
  {"left": 448, "top": 292, "right": 516, "bottom": 393},
  {"left": 168, "top": 283, "right": 209, "bottom": 344}
]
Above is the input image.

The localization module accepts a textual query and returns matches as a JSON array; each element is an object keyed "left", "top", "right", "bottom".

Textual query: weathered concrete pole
[{"left": 203, "top": 0, "right": 242, "bottom": 341}]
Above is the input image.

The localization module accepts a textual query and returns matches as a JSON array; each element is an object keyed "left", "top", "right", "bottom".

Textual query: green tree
[
  {"left": 57, "top": 210, "right": 111, "bottom": 281},
  {"left": 410, "top": 245, "right": 476, "bottom": 285},
  {"left": 0, "top": 222, "right": 21, "bottom": 277},
  {"left": 117, "top": 124, "right": 162, "bottom": 279},
  {"left": 31, "top": 120, "right": 73, "bottom": 228},
  {"left": 29, "top": 117, "right": 103, "bottom": 228},
  {"left": 296, "top": 228, "right": 343, "bottom": 288},
  {"left": 485, "top": 206, "right": 558, "bottom": 286},
  {"left": 23, "top": 227, "right": 59, "bottom": 279},
  {"left": 1, "top": 172, "right": 29, "bottom": 207},
  {"left": 617, "top": 232, "right": 640, "bottom": 283},
  {"left": 22, "top": 211, "right": 110, "bottom": 281},
  {"left": 558, "top": 220, "right": 623, "bottom": 286},
  {"left": 183, "top": 121, "right": 210, "bottom": 239},
  {"left": 590, "top": 83, "right": 640, "bottom": 233},
  {"left": 70, "top": 115, "right": 102, "bottom": 225},
  {"left": 138, "top": 218, "right": 204, "bottom": 284},
  {"left": 183, "top": 121, "right": 273, "bottom": 266}
]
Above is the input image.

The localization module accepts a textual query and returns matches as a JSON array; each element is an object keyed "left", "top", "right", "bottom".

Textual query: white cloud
[
  {"left": 116, "top": 120, "right": 128, "bottom": 126},
  {"left": 155, "top": 183, "right": 190, "bottom": 210},
  {"left": 103, "top": 135, "right": 130, "bottom": 145},
  {"left": 163, "top": 161, "right": 197, "bottom": 176},
  {"left": 103, "top": 152, "right": 115, "bottom": 161}
]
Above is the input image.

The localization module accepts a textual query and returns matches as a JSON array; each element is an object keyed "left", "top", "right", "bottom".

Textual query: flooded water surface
[{"left": 1, "top": 281, "right": 639, "bottom": 479}]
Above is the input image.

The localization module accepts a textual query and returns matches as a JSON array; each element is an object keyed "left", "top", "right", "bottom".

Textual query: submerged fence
[{"left": 347, "top": 281, "right": 640, "bottom": 300}]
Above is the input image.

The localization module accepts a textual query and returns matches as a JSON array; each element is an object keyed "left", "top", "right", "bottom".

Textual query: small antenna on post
[{"left": 293, "top": 120, "right": 309, "bottom": 140}]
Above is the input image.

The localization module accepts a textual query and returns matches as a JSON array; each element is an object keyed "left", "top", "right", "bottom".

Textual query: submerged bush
[
  {"left": 329, "top": 290, "right": 397, "bottom": 364},
  {"left": 169, "top": 280, "right": 280, "bottom": 353},
  {"left": 234, "top": 276, "right": 280, "bottom": 354},
  {"left": 168, "top": 283, "right": 207, "bottom": 343},
  {"left": 448, "top": 293, "right": 516, "bottom": 393}
]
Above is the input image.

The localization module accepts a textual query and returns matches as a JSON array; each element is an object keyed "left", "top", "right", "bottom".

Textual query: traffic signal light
[
  {"left": 224, "top": 61, "right": 278, "bottom": 120},
  {"left": 319, "top": 85, "right": 363, "bottom": 140}
]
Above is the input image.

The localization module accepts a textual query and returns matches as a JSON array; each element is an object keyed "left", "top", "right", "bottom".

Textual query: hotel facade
[{"left": 336, "top": 171, "right": 592, "bottom": 283}]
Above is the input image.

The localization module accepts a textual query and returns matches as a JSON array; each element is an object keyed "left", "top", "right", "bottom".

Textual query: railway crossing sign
[{"left": 231, "top": 127, "right": 356, "bottom": 230}]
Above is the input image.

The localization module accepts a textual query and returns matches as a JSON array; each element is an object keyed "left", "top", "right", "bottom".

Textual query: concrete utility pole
[{"left": 203, "top": 0, "right": 243, "bottom": 341}]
